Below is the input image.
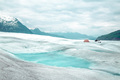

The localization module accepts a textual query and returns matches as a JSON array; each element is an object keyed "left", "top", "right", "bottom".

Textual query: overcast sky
[{"left": 0, "top": 0, "right": 120, "bottom": 36}]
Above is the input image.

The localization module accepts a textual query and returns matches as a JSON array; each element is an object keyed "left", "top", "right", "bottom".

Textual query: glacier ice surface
[{"left": 0, "top": 32, "right": 120, "bottom": 80}]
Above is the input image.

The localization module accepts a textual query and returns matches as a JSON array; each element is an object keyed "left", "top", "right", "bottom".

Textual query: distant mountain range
[
  {"left": 30, "top": 28, "right": 64, "bottom": 38},
  {"left": 0, "top": 14, "right": 95, "bottom": 40},
  {"left": 51, "top": 32, "right": 95, "bottom": 40},
  {"left": 0, "top": 14, "right": 32, "bottom": 34},
  {"left": 97, "top": 30, "right": 120, "bottom": 40}
]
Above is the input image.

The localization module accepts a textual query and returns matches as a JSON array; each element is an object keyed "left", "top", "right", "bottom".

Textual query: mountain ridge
[
  {"left": 51, "top": 32, "right": 96, "bottom": 40},
  {"left": 30, "top": 28, "right": 65, "bottom": 38},
  {"left": 0, "top": 14, "right": 96, "bottom": 40},
  {"left": 0, "top": 14, "right": 32, "bottom": 34},
  {"left": 97, "top": 30, "right": 120, "bottom": 40}
]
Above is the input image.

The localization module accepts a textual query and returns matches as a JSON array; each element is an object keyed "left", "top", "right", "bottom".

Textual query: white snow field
[{"left": 0, "top": 32, "right": 120, "bottom": 80}]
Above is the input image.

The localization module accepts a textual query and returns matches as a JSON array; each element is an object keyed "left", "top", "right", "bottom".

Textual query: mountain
[
  {"left": 51, "top": 32, "right": 96, "bottom": 40},
  {"left": 0, "top": 14, "right": 95, "bottom": 40},
  {"left": 97, "top": 30, "right": 120, "bottom": 40},
  {"left": 0, "top": 14, "right": 32, "bottom": 34},
  {"left": 30, "top": 28, "right": 64, "bottom": 38},
  {"left": 30, "top": 28, "right": 48, "bottom": 35}
]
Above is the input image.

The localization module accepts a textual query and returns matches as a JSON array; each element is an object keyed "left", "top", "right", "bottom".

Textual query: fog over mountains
[
  {"left": 30, "top": 28, "right": 64, "bottom": 38},
  {"left": 0, "top": 14, "right": 97, "bottom": 40},
  {"left": 51, "top": 32, "right": 95, "bottom": 40}
]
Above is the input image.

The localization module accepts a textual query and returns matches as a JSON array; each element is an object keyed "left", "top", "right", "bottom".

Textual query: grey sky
[{"left": 0, "top": 0, "right": 120, "bottom": 36}]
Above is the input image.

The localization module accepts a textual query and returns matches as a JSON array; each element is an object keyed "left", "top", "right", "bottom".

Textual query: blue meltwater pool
[{"left": 13, "top": 51, "right": 91, "bottom": 68}]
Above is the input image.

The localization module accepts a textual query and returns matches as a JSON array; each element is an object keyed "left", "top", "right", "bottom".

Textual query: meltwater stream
[{"left": 13, "top": 51, "right": 91, "bottom": 68}]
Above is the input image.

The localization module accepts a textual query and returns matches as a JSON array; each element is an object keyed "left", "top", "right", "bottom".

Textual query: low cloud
[{"left": 0, "top": 0, "right": 120, "bottom": 36}]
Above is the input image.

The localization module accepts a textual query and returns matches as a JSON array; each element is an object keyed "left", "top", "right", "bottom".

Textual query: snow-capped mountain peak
[
  {"left": 0, "top": 14, "right": 32, "bottom": 34},
  {"left": 0, "top": 14, "right": 16, "bottom": 21}
]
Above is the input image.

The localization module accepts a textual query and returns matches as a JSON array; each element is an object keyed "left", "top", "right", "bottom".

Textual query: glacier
[
  {"left": 13, "top": 51, "right": 91, "bottom": 68},
  {"left": 0, "top": 32, "right": 120, "bottom": 80}
]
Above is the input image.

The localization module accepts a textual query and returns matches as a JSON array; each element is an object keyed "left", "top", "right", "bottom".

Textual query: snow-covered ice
[{"left": 0, "top": 32, "right": 120, "bottom": 80}]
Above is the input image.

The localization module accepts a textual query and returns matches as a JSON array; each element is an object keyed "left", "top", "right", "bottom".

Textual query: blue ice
[{"left": 13, "top": 51, "right": 91, "bottom": 68}]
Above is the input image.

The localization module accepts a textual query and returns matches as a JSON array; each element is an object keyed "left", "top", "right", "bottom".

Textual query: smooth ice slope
[{"left": 0, "top": 32, "right": 120, "bottom": 80}]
